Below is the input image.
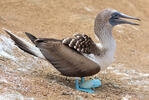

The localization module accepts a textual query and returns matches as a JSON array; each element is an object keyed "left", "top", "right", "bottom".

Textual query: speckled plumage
[{"left": 62, "top": 33, "right": 101, "bottom": 56}]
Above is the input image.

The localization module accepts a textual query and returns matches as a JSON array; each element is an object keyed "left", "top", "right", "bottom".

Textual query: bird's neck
[
  {"left": 93, "top": 24, "right": 116, "bottom": 69},
  {"left": 94, "top": 24, "right": 116, "bottom": 55}
]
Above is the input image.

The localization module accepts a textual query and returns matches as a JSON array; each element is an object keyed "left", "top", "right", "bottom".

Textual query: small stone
[
  {"left": 0, "top": 85, "right": 3, "bottom": 89},
  {"left": 76, "top": 96, "right": 84, "bottom": 100},
  {"left": 62, "top": 91, "right": 73, "bottom": 95},
  {"left": 85, "top": 95, "right": 88, "bottom": 98},
  {"left": 113, "top": 84, "right": 120, "bottom": 88}
]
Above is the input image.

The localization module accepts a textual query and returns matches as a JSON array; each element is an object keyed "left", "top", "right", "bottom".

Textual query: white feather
[
  {"left": 3, "top": 28, "right": 46, "bottom": 60},
  {"left": 83, "top": 38, "right": 116, "bottom": 70}
]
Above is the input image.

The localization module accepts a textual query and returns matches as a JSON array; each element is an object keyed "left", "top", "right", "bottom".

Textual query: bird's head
[
  {"left": 95, "top": 8, "right": 140, "bottom": 28},
  {"left": 94, "top": 8, "right": 140, "bottom": 43}
]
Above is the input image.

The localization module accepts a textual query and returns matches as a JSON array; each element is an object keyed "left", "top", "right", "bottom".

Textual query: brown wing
[
  {"left": 62, "top": 33, "right": 101, "bottom": 55},
  {"left": 35, "top": 38, "right": 100, "bottom": 77}
]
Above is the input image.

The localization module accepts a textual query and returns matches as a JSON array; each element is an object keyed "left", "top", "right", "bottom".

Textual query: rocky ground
[{"left": 0, "top": 0, "right": 149, "bottom": 100}]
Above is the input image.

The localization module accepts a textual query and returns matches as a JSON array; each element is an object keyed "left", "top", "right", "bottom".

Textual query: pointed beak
[
  {"left": 118, "top": 13, "right": 141, "bottom": 25},
  {"left": 119, "top": 13, "right": 140, "bottom": 21}
]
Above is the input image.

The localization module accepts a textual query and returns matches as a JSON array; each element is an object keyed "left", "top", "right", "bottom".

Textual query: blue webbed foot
[
  {"left": 75, "top": 78, "right": 101, "bottom": 93},
  {"left": 75, "top": 79, "right": 95, "bottom": 93},
  {"left": 76, "top": 87, "right": 95, "bottom": 93},
  {"left": 90, "top": 79, "right": 101, "bottom": 88},
  {"left": 80, "top": 79, "right": 101, "bottom": 89}
]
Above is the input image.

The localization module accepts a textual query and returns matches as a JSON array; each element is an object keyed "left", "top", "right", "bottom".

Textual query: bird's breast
[{"left": 83, "top": 50, "right": 115, "bottom": 70}]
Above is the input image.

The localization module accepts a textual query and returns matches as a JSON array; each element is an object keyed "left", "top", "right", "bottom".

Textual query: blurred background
[{"left": 0, "top": 0, "right": 149, "bottom": 100}]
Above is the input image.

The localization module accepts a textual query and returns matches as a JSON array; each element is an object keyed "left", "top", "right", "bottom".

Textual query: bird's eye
[
  {"left": 113, "top": 14, "right": 118, "bottom": 17},
  {"left": 112, "top": 14, "right": 119, "bottom": 19}
]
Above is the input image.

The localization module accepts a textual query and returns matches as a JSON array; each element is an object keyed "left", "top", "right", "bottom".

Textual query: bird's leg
[
  {"left": 75, "top": 78, "right": 95, "bottom": 93},
  {"left": 75, "top": 79, "right": 79, "bottom": 89},
  {"left": 81, "top": 77, "right": 85, "bottom": 84}
]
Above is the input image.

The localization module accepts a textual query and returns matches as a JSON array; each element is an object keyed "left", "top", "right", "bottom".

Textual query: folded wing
[{"left": 35, "top": 38, "right": 101, "bottom": 77}]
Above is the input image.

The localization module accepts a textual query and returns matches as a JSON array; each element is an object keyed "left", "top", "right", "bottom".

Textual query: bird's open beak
[{"left": 116, "top": 13, "right": 141, "bottom": 25}]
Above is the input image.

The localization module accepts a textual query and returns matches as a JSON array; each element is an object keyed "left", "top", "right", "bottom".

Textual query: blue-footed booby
[{"left": 3, "top": 8, "right": 140, "bottom": 93}]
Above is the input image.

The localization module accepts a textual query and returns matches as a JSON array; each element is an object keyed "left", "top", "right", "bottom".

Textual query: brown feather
[
  {"left": 36, "top": 39, "right": 100, "bottom": 77},
  {"left": 4, "top": 30, "right": 38, "bottom": 57}
]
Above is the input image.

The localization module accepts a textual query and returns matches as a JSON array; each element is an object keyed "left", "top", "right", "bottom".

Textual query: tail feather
[
  {"left": 25, "top": 32, "right": 37, "bottom": 44},
  {"left": 3, "top": 28, "right": 45, "bottom": 59}
]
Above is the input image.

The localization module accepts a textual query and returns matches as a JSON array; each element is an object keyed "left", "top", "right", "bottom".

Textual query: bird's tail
[
  {"left": 3, "top": 28, "right": 45, "bottom": 59},
  {"left": 24, "top": 32, "right": 37, "bottom": 44}
]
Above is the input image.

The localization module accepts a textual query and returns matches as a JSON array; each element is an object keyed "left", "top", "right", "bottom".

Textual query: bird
[{"left": 3, "top": 8, "right": 140, "bottom": 93}]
